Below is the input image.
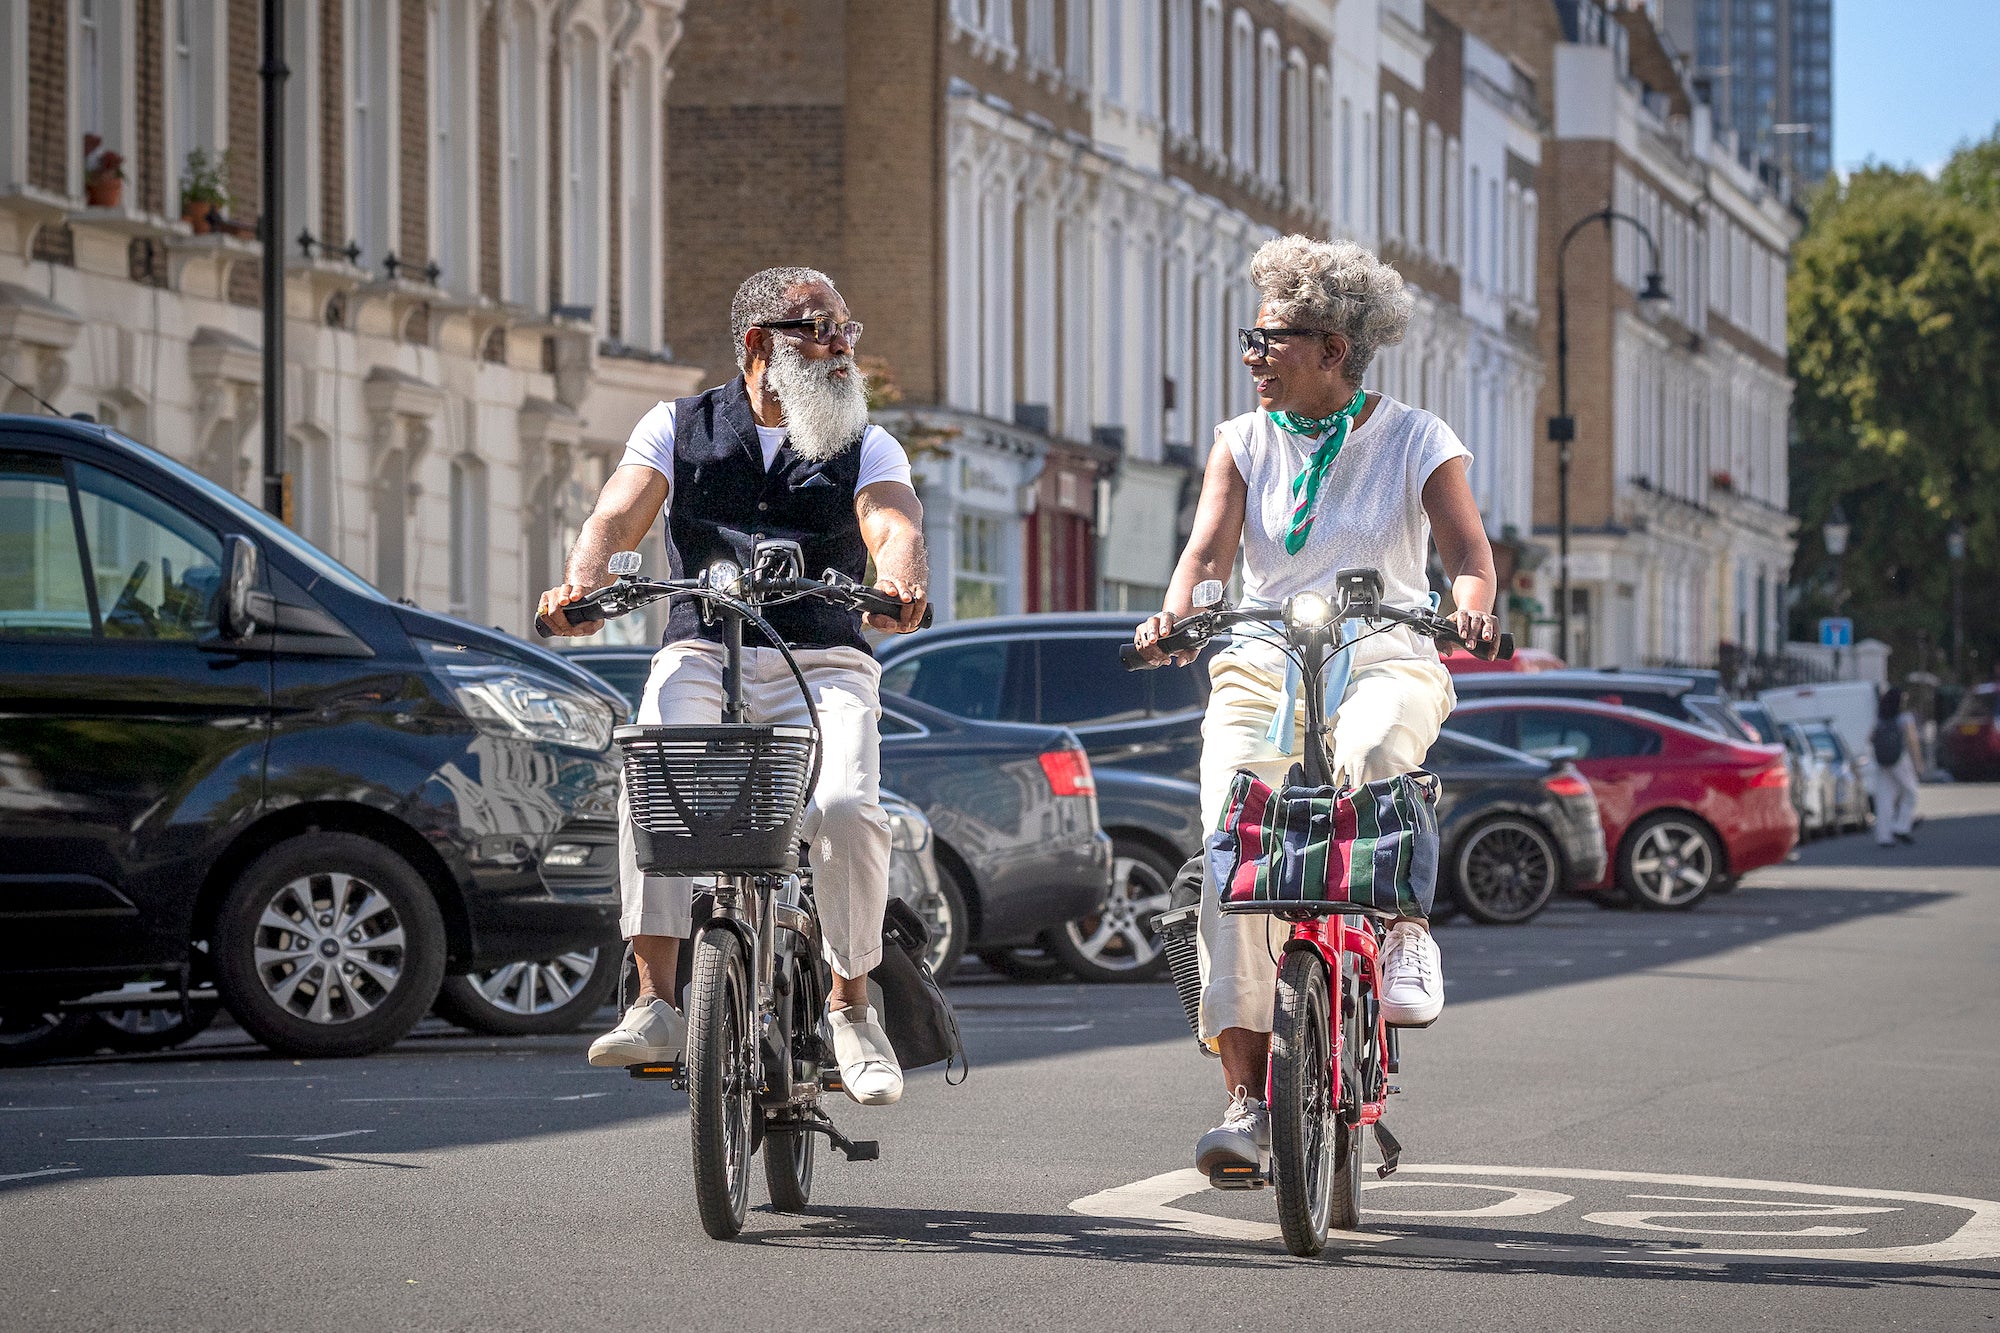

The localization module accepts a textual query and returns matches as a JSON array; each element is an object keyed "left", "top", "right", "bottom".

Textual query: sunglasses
[
  {"left": 1237, "top": 327, "right": 1329, "bottom": 358},
  {"left": 758, "top": 314, "right": 864, "bottom": 347}
]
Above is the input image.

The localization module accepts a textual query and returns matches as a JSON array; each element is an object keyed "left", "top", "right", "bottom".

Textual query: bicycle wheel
[
  {"left": 1327, "top": 972, "right": 1367, "bottom": 1234},
  {"left": 687, "top": 926, "right": 755, "bottom": 1240},
  {"left": 764, "top": 949, "right": 821, "bottom": 1213},
  {"left": 1269, "top": 949, "right": 1337, "bottom": 1257}
]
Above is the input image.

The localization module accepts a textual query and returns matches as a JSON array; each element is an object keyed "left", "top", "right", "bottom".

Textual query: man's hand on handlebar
[
  {"left": 536, "top": 582, "right": 605, "bottom": 637},
  {"left": 1133, "top": 611, "right": 1200, "bottom": 667},
  {"left": 866, "top": 577, "right": 928, "bottom": 634}
]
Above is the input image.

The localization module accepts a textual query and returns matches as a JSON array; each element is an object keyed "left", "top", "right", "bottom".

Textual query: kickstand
[
  {"left": 1371, "top": 1121, "right": 1402, "bottom": 1178},
  {"left": 792, "top": 1111, "right": 879, "bottom": 1162}
]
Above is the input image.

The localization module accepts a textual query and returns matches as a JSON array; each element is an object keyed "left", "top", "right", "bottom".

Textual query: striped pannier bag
[{"left": 1205, "top": 766, "right": 1441, "bottom": 917}]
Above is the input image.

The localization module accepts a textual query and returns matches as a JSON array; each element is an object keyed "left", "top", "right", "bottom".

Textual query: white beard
[{"left": 764, "top": 340, "right": 871, "bottom": 462}]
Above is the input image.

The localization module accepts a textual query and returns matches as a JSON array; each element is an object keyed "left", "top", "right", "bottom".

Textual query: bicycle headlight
[
  {"left": 420, "top": 643, "right": 616, "bottom": 753},
  {"left": 705, "top": 559, "right": 742, "bottom": 595},
  {"left": 1287, "top": 591, "right": 1334, "bottom": 630}
]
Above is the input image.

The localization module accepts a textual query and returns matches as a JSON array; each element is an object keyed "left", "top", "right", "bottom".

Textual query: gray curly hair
[
  {"left": 1249, "top": 235, "right": 1413, "bottom": 381},
  {"left": 730, "top": 265, "right": 839, "bottom": 371}
]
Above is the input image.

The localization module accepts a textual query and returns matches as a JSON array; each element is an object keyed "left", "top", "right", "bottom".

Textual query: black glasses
[
  {"left": 758, "top": 314, "right": 864, "bottom": 347},
  {"left": 1237, "top": 327, "right": 1328, "bottom": 358}
]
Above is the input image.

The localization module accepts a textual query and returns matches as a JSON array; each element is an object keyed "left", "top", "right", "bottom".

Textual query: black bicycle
[{"left": 535, "top": 540, "right": 931, "bottom": 1239}]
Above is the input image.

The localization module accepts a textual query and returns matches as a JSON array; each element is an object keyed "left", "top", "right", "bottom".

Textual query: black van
[{"left": 0, "top": 415, "right": 625, "bottom": 1061}]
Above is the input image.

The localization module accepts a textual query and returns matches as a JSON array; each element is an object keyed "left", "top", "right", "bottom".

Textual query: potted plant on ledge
[
  {"left": 84, "top": 135, "right": 125, "bottom": 208},
  {"left": 180, "top": 147, "right": 234, "bottom": 235}
]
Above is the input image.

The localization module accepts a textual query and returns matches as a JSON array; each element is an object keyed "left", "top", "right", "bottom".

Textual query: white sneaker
[
  {"left": 586, "top": 997, "right": 687, "bottom": 1067},
  {"left": 1195, "top": 1086, "right": 1270, "bottom": 1172},
  {"left": 1380, "top": 919, "right": 1444, "bottom": 1027},
  {"left": 828, "top": 1006, "right": 903, "bottom": 1106}
]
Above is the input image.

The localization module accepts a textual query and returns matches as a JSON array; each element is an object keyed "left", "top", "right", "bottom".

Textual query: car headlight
[
  {"left": 420, "top": 642, "right": 616, "bottom": 752},
  {"left": 882, "top": 793, "right": 932, "bottom": 852}
]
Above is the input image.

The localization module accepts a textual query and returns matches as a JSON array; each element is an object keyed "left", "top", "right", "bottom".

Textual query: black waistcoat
[{"left": 662, "top": 377, "right": 871, "bottom": 654}]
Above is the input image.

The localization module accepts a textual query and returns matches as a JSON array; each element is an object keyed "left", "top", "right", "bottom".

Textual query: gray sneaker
[
  {"left": 1195, "top": 1087, "right": 1270, "bottom": 1172},
  {"left": 586, "top": 997, "right": 687, "bottom": 1067}
]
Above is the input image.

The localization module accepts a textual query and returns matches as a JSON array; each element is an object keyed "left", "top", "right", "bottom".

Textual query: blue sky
[{"left": 1834, "top": 0, "right": 2000, "bottom": 175}]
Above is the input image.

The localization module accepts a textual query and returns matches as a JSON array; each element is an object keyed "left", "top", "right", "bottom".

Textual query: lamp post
[
  {"left": 1824, "top": 503, "right": 1850, "bottom": 678},
  {"left": 1948, "top": 520, "right": 1967, "bottom": 680},
  {"left": 1551, "top": 208, "right": 1671, "bottom": 664}
]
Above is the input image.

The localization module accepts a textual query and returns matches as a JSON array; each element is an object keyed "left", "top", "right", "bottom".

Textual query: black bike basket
[{"left": 616, "top": 723, "right": 816, "bottom": 873}]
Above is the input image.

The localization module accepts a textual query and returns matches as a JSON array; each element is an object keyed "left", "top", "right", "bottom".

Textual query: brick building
[
  {"left": 1536, "top": 0, "right": 1798, "bottom": 667},
  {"left": 0, "top": 0, "right": 699, "bottom": 640}
]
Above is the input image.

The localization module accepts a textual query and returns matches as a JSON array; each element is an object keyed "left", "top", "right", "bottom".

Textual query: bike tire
[
  {"left": 687, "top": 926, "right": 754, "bottom": 1240},
  {"left": 1327, "top": 975, "right": 1367, "bottom": 1234},
  {"left": 1269, "top": 949, "right": 1337, "bottom": 1258},
  {"left": 764, "top": 946, "right": 822, "bottom": 1213},
  {"left": 764, "top": 1125, "right": 815, "bottom": 1213}
]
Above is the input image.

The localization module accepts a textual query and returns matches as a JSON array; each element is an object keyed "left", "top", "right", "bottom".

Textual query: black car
[
  {"left": 876, "top": 614, "right": 1608, "bottom": 943},
  {"left": 0, "top": 416, "right": 627, "bottom": 1063},
  {"left": 1451, "top": 668, "right": 1756, "bottom": 739},
  {"left": 556, "top": 645, "right": 1114, "bottom": 980}
]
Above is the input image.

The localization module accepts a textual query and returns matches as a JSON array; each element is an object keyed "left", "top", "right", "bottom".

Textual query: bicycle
[
  {"left": 1122, "top": 567, "right": 1511, "bottom": 1257},
  {"left": 535, "top": 539, "right": 932, "bottom": 1239}
]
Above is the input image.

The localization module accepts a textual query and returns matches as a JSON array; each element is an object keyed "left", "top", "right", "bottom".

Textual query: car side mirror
[{"left": 215, "top": 534, "right": 260, "bottom": 638}]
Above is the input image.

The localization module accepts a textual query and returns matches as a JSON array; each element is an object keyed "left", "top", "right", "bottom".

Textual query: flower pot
[
  {"left": 86, "top": 176, "right": 123, "bottom": 208},
  {"left": 182, "top": 199, "right": 213, "bottom": 234}
]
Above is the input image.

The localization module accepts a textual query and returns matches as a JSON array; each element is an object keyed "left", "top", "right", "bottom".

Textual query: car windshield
[
  {"left": 103, "top": 427, "right": 383, "bottom": 600},
  {"left": 1734, "top": 703, "right": 1780, "bottom": 744}
]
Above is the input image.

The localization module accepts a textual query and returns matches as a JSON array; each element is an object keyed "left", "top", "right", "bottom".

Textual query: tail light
[
  {"left": 1750, "top": 762, "right": 1790, "bottom": 789},
  {"left": 1038, "top": 746, "right": 1096, "bottom": 797},
  {"left": 1544, "top": 769, "right": 1591, "bottom": 799}
]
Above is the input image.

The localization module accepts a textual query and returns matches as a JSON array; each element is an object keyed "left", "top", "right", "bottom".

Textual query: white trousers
[
  {"left": 1870, "top": 754, "right": 1920, "bottom": 845},
  {"left": 1194, "top": 650, "right": 1453, "bottom": 1045},
  {"left": 617, "top": 641, "right": 890, "bottom": 979}
]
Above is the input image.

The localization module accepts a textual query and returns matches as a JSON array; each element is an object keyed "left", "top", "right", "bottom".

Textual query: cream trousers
[
  {"left": 1195, "top": 649, "right": 1453, "bottom": 1044},
  {"left": 617, "top": 640, "right": 891, "bottom": 979}
]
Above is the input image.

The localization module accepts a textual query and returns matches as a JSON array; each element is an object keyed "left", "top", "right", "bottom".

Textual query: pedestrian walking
[{"left": 1870, "top": 687, "right": 1924, "bottom": 847}]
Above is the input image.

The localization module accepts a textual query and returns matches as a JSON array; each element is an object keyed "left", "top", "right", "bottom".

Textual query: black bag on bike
[{"left": 869, "top": 898, "right": 968, "bottom": 1083}]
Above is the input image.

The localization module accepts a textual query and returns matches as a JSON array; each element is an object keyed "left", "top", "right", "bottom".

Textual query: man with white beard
[{"left": 538, "top": 267, "right": 928, "bottom": 1105}]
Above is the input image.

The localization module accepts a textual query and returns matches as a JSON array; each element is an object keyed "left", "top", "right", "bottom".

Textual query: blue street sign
[{"left": 1819, "top": 617, "right": 1853, "bottom": 648}]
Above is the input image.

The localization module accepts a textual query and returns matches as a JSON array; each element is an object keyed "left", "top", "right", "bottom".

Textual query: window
[
  {"left": 879, "top": 706, "right": 926, "bottom": 738},
  {"left": 1137, "top": 0, "right": 1158, "bottom": 120},
  {"left": 1257, "top": 30, "right": 1279, "bottom": 186},
  {"left": 79, "top": 0, "right": 103, "bottom": 138},
  {"left": 1199, "top": 1, "right": 1222, "bottom": 154},
  {"left": 1423, "top": 123, "right": 1442, "bottom": 259},
  {"left": 1036, "top": 638, "right": 1150, "bottom": 725},
  {"left": 1284, "top": 51, "right": 1306, "bottom": 199},
  {"left": 1442, "top": 711, "right": 1513, "bottom": 749},
  {"left": 1444, "top": 137, "right": 1460, "bottom": 268},
  {"left": 1230, "top": 11, "right": 1253, "bottom": 170},
  {"left": 1468, "top": 165, "right": 1481, "bottom": 287},
  {"left": 503, "top": 5, "right": 538, "bottom": 304},
  {"left": 1402, "top": 108, "right": 1419, "bottom": 244},
  {"left": 880, "top": 641, "right": 1024, "bottom": 722},
  {"left": 1517, "top": 710, "right": 1662, "bottom": 760},
  {"left": 73, "top": 463, "right": 223, "bottom": 641},
  {"left": 1027, "top": 0, "right": 1057, "bottom": 73},
  {"left": 1380, "top": 95, "right": 1399, "bottom": 239},
  {"left": 566, "top": 27, "right": 602, "bottom": 310},
  {"left": 0, "top": 452, "right": 93, "bottom": 637},
  {"left": 1168, "top": 0, "right": 1194, "bottom": 137},
  {"left": 432, "top": 0, "right": 466, "bottom": 292},
  {"left": 1339, "top": 96, "right": 1353, "bottom": 226},
  {"left": 350, "top": 0, "right": 395, "bottom": 264},
  {"left": 291, "top": 430, "right": 333, "bottom": 549},
  {"left": 956, "top": 511, "right": 1008, "bottom": 620},
  {"left": 624, "top": 58, "right": 658, "bottom": 348},
  {"left": 1065, "top": 0, "right": 1091, "bottom": 87},
  {"left": 448, "top": 455, "right": 487, "bottom": 620},
  {"left": 1311, "top": 67, "right": 1331, "bottom": 218},
  {"left": 1150, "top": 642, "right": 1212, "bottom": 714},
  {"left": 1104, "top": 0, "right": 1122, "bottom": 105}
]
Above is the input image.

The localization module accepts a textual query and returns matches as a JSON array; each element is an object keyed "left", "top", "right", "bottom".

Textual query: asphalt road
[{"left": 5, "top": 786, "right": 1999, "bottom": 1331}]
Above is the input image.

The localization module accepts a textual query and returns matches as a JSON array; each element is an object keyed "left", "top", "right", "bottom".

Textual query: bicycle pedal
[
  {"left": 843, "top": 1139, "right": 880, "bottom": 1162},
  {"left": 819, "top": 1065, "right": 845, "bottom": 1093},
  {"left": 627, "top": 1061, "right": 682, "bottom": 1081},
  {"left": 1207, "top": 1161, "right": 1269, "bottom": 1190},
  {"left": 1371, "top": 1121, "right": 1402, "bottom": 1178}
]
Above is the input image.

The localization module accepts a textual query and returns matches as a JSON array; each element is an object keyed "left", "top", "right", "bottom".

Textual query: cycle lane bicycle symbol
[{"left": 1070, "top": 1164, "right": 2000, "bottom": 1266}]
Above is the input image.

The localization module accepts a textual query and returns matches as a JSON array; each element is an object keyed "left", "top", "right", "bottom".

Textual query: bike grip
[
  {"left": 1493, "top": 632, "right": 1515, "bottom": 661},
  {"left": 1119, "top": 643, "right": 1160, "bottom": 671},
  {"left": 532, "top": 599, "right": 603, "bottom": 638},
  {"left": 854, "top": 590, "right": 936, "bottom": 630}
]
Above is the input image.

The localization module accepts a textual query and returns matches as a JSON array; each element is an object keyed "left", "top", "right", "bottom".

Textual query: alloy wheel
[
  {"left": 1626, "top": 819, "right": 1716, "bottom": 908},
  {"left": 1060, "top": 853, "right": 1172, "bottom": 975},
  {"left": 1455, "top": 818, "right": 1559, "bottom": 924},
  {"left": 465, "top": 950, "right": 601, "bottom": 1016},
  {"left": 250, "top": 872, "right": 408, "bottom": 1025}
]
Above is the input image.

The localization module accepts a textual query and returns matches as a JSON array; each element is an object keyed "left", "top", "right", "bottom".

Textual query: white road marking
[
  {"left": 1, "top": 1106, "right": 79, "bottom": 1112},
  {"left": 1070, "top": 1164, "right": 2000, "bottom": 1265},
  {"left": 956, "top": 1023, "right": 1094, "bottom": 1033},
  {"left": 68, "top": 1131, "right": 376, "bottom": 1143},
  {"left": 0, "top": 1167, "right": 80, "bottom": 1184},
  {"left": 1360, "top": 1181, "right": 1574, "bottom": 1218}
]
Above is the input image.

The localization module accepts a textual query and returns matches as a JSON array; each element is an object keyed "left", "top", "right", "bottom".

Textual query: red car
[
  {"left": 1942, "top": 684, "right": 2000, "bottom": 781},
  {"left": 1442, "top": 645, "right": 1568, "bottom": 675},
  {"left": 1442, "top": 697, "right": 1795, "bottom": 910}
]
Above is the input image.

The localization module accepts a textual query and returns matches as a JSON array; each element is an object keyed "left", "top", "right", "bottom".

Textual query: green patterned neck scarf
[{"left": 1273, "top": 388, "right": 1367, "bottom": 555}]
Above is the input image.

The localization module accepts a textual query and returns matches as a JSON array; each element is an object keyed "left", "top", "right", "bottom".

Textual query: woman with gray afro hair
[{"left": 1131, "top": 233, "right": 1500, "bottom": 1173}]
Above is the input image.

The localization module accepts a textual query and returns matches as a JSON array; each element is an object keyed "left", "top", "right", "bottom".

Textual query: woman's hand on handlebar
[
  {"left": 866, "top": 576, "right": 929, "bottom": 634},
  {"left": 535, "top": 582, "right": 604, "bottom": 637},
  {"left": 1133, "top": 611, "right": 1197, "bottom": 667},
  {"left": 1445, "top": 605, "right": 1500, "bottom": 652}
]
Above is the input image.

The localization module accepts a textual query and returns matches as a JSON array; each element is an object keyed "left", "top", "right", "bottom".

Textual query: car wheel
[
  {"left": 213, "top": 833, "right": 448, "bottom": 1058},
  {"left": 1618, "top": 813, "right": 1721, "bottom": 911},
  {"left": 433, "top": 945, "right": 621, "bottom": 1036},
  {"left": 1450, "top": 816, "right": 1560, "bottom": 925},
  {"left": 0, "top": 1009, "right": 94, "bottom": 1066},
  {"left": 91, "top": 1001, "right": 222, "bottom": 1053},
  {"left": 919, "top": 862, "right": 971, "bottom": 982},
  {"left": 1044, "top": 841, "right": 1175, "bottom": 983},
  {"left": 974, "top": 947, "right": 1067, "bottom": 982}
]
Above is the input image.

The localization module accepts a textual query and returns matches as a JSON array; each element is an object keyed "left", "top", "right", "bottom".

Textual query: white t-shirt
[
  {"left": 616, "top": 399, "right": 913, "bottom": 505},
  {"left": 1219, "top": 392, "right": 1471, "bottom": 667}
]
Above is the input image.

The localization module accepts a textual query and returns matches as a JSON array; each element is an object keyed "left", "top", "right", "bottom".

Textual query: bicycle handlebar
[
  {"left": 1118, "top": 601, "right": 1512, "bottom": 670},
  {"left": 533, "top": 574, "right": 934, "bottom": 639}
]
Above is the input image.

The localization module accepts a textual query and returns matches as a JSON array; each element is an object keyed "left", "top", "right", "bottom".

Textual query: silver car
[{"left": 1799, "top": 719, "right": 1870, "bottom": 834}]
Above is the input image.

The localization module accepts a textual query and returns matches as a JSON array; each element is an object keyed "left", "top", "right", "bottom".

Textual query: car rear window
[{"left": 1517, "top": 709, "right": 1662, "bottom": 760}]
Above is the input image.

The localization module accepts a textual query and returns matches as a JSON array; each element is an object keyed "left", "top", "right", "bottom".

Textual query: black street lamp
[
  {"left": 1948, "top": 520, "right": 1967, "bottom": 680},
  {"left": 1551, "top": 207, "right": 1671, "bottom": 663}
]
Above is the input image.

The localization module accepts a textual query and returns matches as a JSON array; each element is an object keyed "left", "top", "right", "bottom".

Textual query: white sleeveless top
[{"left": 1218, "top": 393, "right": 1471, "bottom": 669}]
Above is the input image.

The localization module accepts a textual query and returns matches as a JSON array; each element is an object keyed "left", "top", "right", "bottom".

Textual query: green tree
[{"left": 1787, "top": 131, "right": 2000, "bottom": 682}]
